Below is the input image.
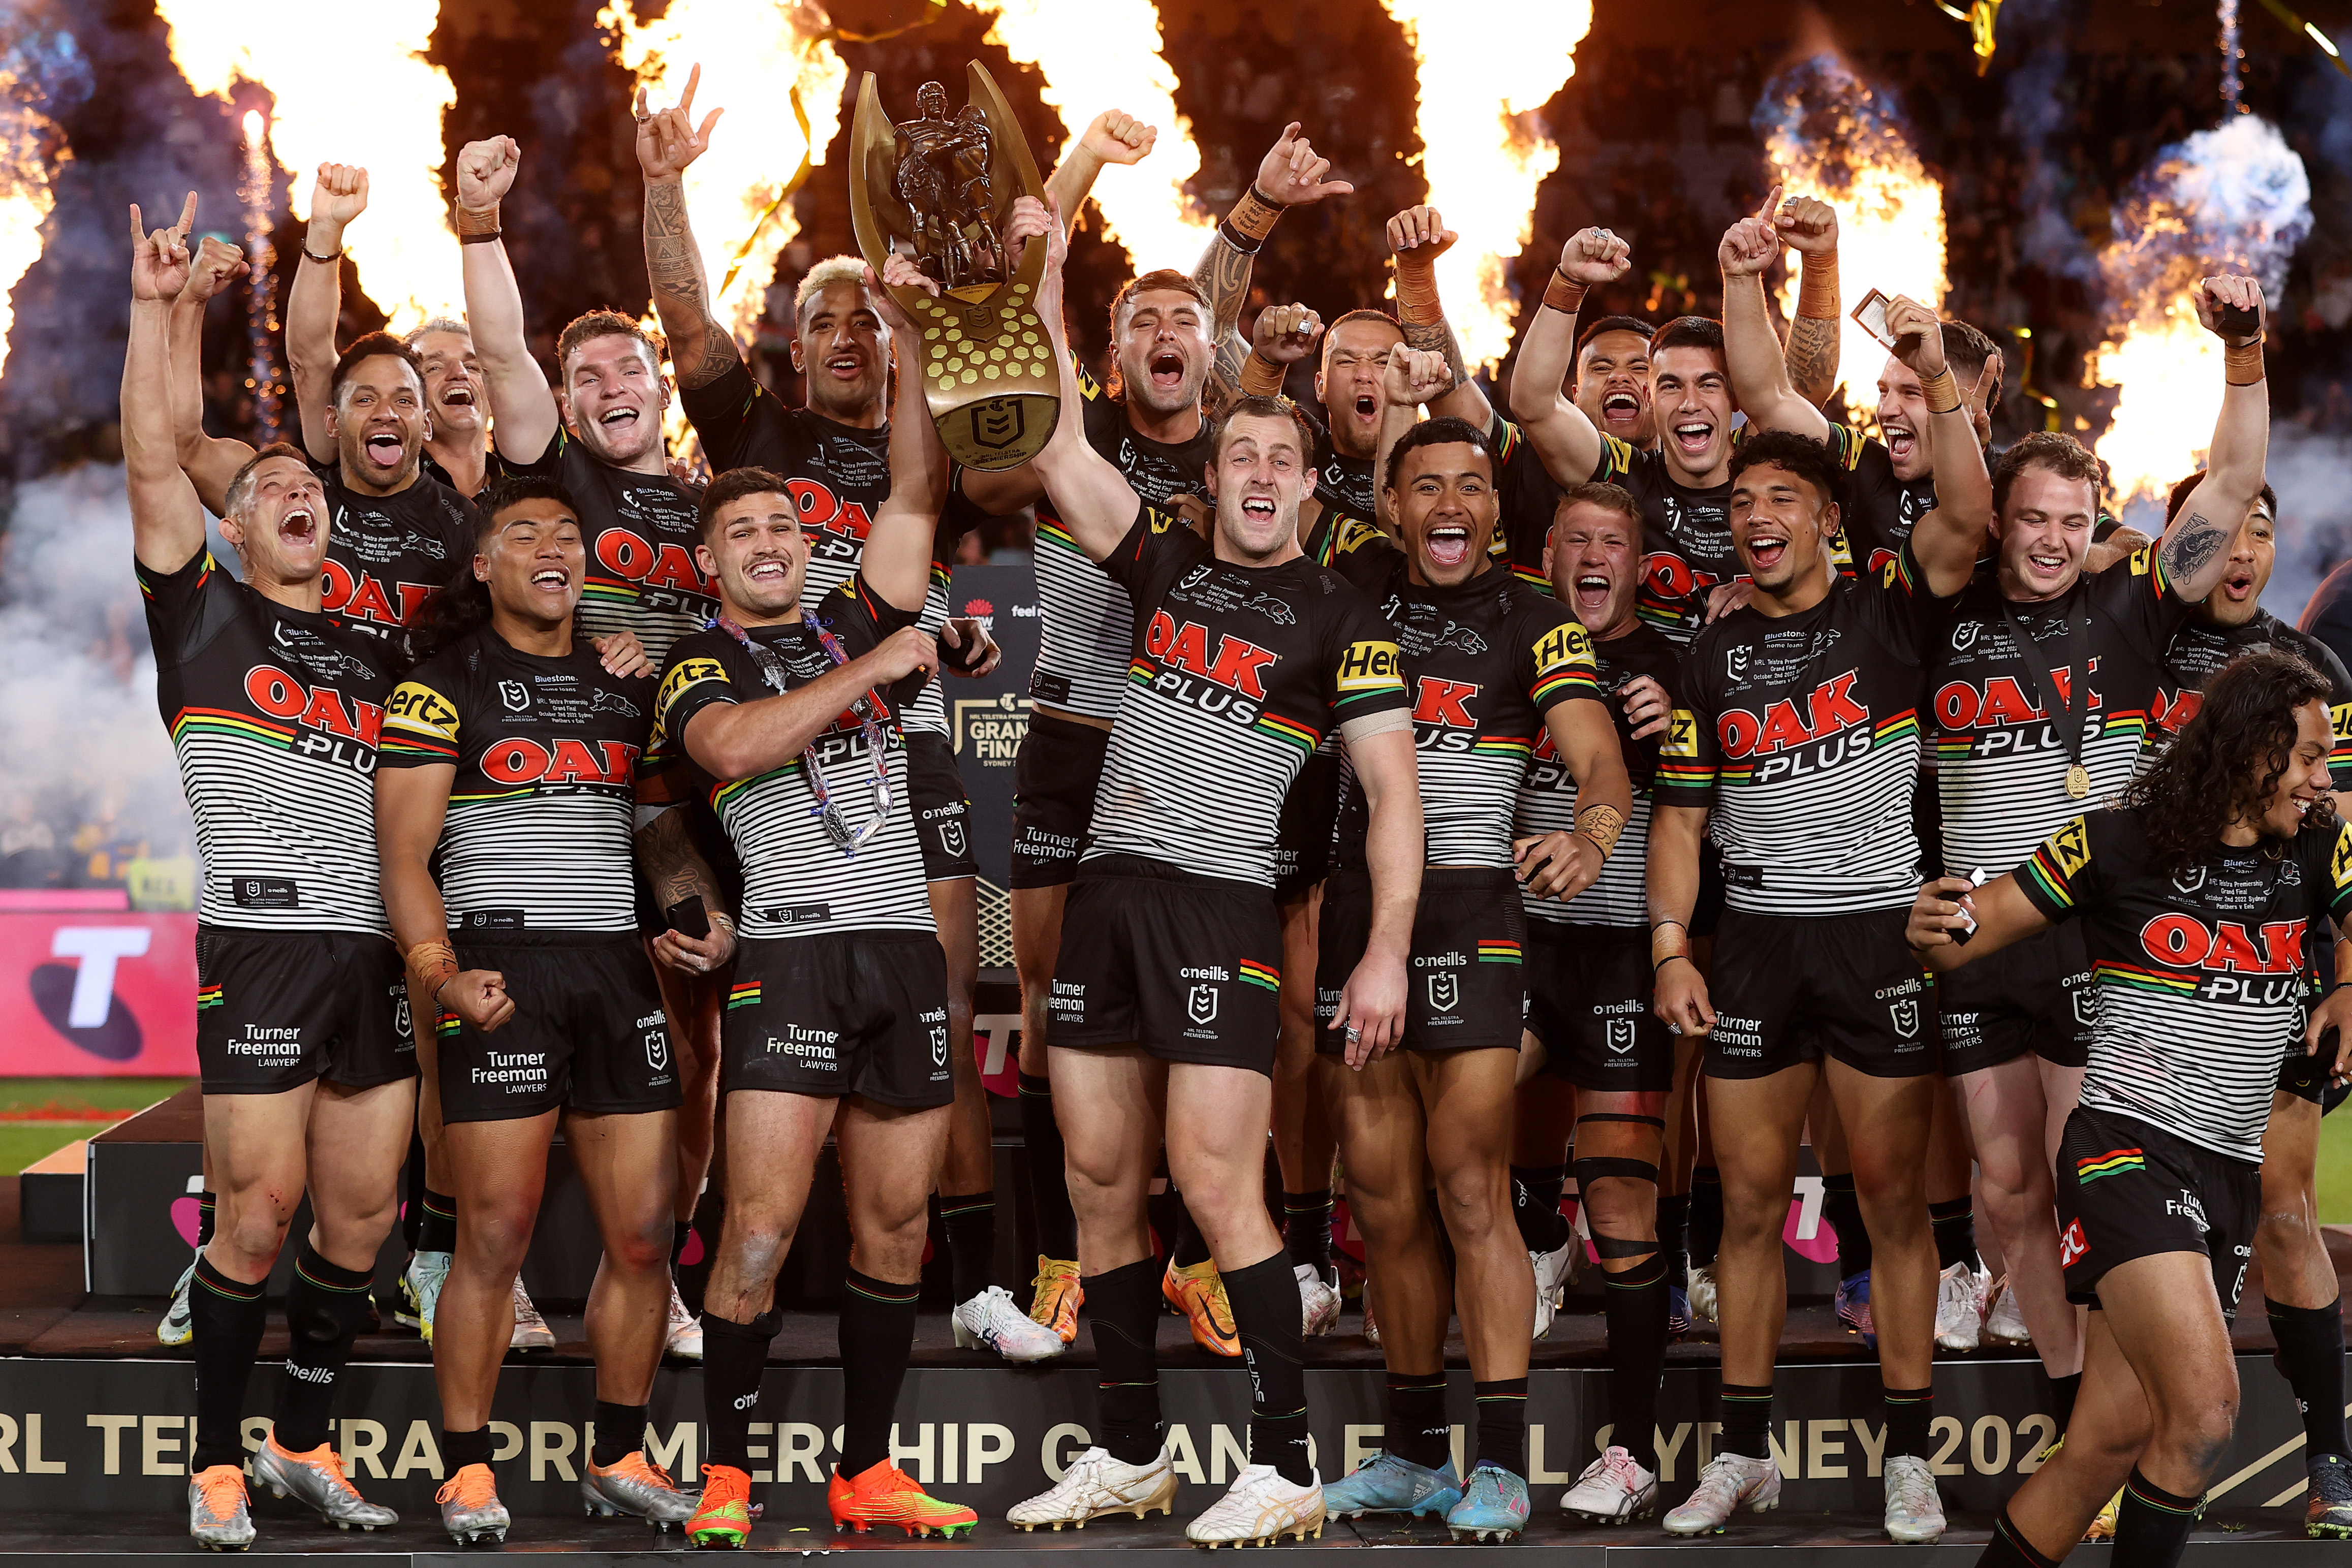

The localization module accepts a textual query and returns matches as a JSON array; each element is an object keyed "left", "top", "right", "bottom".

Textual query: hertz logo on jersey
[
  {"left": 1336, "top": 640, "right": 1403, "bottom": 693},
  {"left": 656, "top": 658, "right": 729, "bottom": 726},
  {"left": 1532, "top": 622, "right": 1594, "bottom": 671},
  {"left": 1145, "top": 612, "right": 1279, "bottom": 698}
]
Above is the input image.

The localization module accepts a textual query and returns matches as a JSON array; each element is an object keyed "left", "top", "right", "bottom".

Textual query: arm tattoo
[
  {"left": 1192, "top": 233, "right": 1255, "bottom": 340},
  {"left": 644, "top": 180, "right": 741, "bottom": 389},
  {"left": 1210, "top": 329, "right": 1249, "bottom": 402},
  {"left": 2160, "top": 510, "right": 2228, "bottom": 582},
  {"left": 1784, "top": 315, "right": 1839, "bottom": 404},
  {"left": 1401, "top": 319, "right": 1470, "bottom": 393},
  {"left": 635, "top": 805, "right": 726, "bottom": 919}
]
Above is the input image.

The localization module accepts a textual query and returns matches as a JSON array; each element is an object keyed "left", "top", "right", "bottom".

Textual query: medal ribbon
[
  {"left": 1997, "top": 591, "right": 2095, "bottom": 799},
  {"left": 714, "top": 615, "right": 895, "bottom": 857}
]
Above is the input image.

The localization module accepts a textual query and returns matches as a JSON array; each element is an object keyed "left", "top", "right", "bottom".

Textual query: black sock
[
  {"left": 1510, "top": 1164, "right": 1570, "bottom": 1253},
  {"left": 196, "top": 1191, "right": 216, "bottom": 1250},
  {"left": 2050, "top": 1371, "right": 2083, "bottom": 1434},
  {"left": 1387, "top": 1375, "right": 1451, "bottom": 1471},
  {"left": 1086, "top": 1258, "right": 1165, "bottom": 1464},
  {"left": 1223, "top": 1253, "right": 1311, "bottom": 1485},
  {"left": 1979, "top": 1506, "right": 2062, "bottom": 1568},
  {"left": 838, "top": 1270, "right": 919, "bottom": 1478},
  {"left": 670, "top": 1219, "right": 693, "bottom": 1270},
  {"left": 1884, "top": 1386, "right": 1934, "bottom": 1460},
  {"left": 1018, "top": 1072, "right": 1077, "bottom": 1261},
  {"left": 1657, "top": 1193, "right": 1691, "bottom": 1290},
  {"left": 1282, "top": 1189, "right": 1333, "bottom": 1276},
  {"left": 441, "top": 1426, "right": 494, "bottom": 1473},
  {"left": 1170, "top": 1198, "right": 1214, "bottom": 1270},
  {"left": 1822, "top": 1173, "right": 1871, "bottom": 1277},
  {"left": 1603, "top": 1252, "right": 1669, "bottom": 1470},
  {"left": 273, "top": 1243, "right": 374, "bottom": 1453},
  {"left": 700, "top": 1309, "right": 777, "bottom": 1471},
  {"left": 190, "top": 1256, "right": 268, "bottom": 1472},
  {"left": 2270, "top": 1297, "right": 2349, "bottom": 1460},
  {"left": 1719, "top": 1383, "right": 1773, "bottom": 1463},
  {"left": 1929, "top": 1197, "right": 1979, "bottom": 1273},
  {"left": 1689, "top": 1167, "right": 1723, "bottom": 1268},
  {"left": 417, "top": 1189, "right": 458, "bottom": 1255},
  {"left": 1473, "top": 1377, "right": 1527, "bottom": 1476},
  {"left": 2114, "top": 1465, "right": 2203, "bottom": 1568},
  {"left": 940, "top": 1191, "right": 997, "bottom": 1304},
  {"left": 591, "top": 1401, "right": 646, "bottom": 1467}
]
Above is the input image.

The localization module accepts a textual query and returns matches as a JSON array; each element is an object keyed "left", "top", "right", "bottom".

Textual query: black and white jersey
[
  {"left": 2018, "top": 807, "right": 2352, "bottom": 1164},
  {"left": 1658, "top": 545, "right": 1953, "bottom": 915},
  {"left": 1826, "top": 425, "right": 1937, "bottom": 580},
  {"left": 379, "top": 627, "right": 653, "bottom": 934},
  {"left": 138, "top": 550, "right": 393, "bottom": 933},
  {"left": 497, "top": 428, "right": 709, "bottom": 666},
  {"left": 313, "top": 459, "right": 474, "bottom": 639},
  {"left": 1305, "top": 407, "right": 1377, "bottom": 523},
  {"left": 678, "top": 363, "right": 960, "bottom": 739},
  {"left": 652, "top": 575, "right": 931, "bottom": 940},
  {"left": 1932, "top": 548, "right": 2188, "bottom": 879},
  {"left": 1324, "top": 522, "right": 1601, "bottom": 869},
  {"left": 2159, "top": 609, "right": 2352, "bottom": 775},
  {"left": 1086, "top": 509, "right": 1410, "bottom": 886},
  {"left": 1024, "top": 357, "right": 1218, "bottom": 720},
  {"left": 1518, "top": 621, "right": 1680, "bottom": 929}
]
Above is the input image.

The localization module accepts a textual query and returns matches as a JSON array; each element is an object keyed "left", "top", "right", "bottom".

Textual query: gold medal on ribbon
[{"left": 2064, "top": 763, "right": 2090, "bottom": 800}]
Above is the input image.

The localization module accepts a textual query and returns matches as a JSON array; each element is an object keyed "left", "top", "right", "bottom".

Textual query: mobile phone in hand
[{"left": 664, "top": 895, "right": 711, "bottom": 940}]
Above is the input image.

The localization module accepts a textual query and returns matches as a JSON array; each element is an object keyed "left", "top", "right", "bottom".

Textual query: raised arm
[
  {"left": 1371, "top": 342, "right": 1453, "bottom": 538},
  {"left": 1385, "top": 205, "right": 1491, "bottom": 429},
  {"left": 636, "top": 68, "right": 740, "bottom": 393},
  {"left": 1507, "top": 227, "right": 1626, "bottom": 488},
  {"left": 168, "top": 234, "right": 256, "bottom": 516},
  {"left": 857, "top": 254, "right": 957, "bottom": 613},
  {"left": 1719, "top": 192, "right": 1830, "bottom": 442},
  {"left": 454, "top": 135, "right": 560, "bottom": 464},
  {"left": 1194, "top": 122, "right": 1353, "bottom": 396},
  {"left": 1882, "top": 293, "right": 1991, "bottom": 597},
  {"left": 1775, "top": 194, "right": 1842, "bottom": 409},
  {"left": 287, "top": 162, "right": 368, "bottom": 464},
  {"left": 1028, "top": 198, "right": 1146, "bottom": 560},
  {"left": 1043, "top": 109, "right": 1156, "bottom": 236},
  {"left": 124, "top": 199, "right": 210, "bottom": 574},
  {"left": 2159, "top": 275, "right": 2273, "bottom": 601}
]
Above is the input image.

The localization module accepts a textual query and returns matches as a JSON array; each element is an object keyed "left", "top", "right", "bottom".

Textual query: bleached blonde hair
[{"left": 795, "top": 256, "right": 873, "bottom": 317}]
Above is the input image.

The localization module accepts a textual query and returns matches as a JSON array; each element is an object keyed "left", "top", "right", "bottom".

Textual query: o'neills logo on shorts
[
  {"left": 768, "top": 1025, "right": 839, "bottom": 1062},
  {"left": 1179, "top": 966, "right": 1230, "bottom": 982},
  {"left": 225, "top": 1026, "right": 303, "bottom": 1058}
]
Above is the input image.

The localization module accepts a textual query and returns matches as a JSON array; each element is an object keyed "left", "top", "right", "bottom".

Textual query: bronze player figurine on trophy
[{"left": 851, "top": 64, "right": 1059, "bottom": 471}]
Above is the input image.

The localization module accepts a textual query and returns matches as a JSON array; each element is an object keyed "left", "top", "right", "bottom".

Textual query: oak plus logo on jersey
[
  {"left": 1142, "top": 611, "right": 1280, "bottom": 723},
  {"left": 2139, "top": 913, "right": 2306, "bottom": 1000},
  {"left": 321, "top": 561, "right": 436, "bottom": 629},
  {"left": 1412, "top": 676, "right": 1482, "bottom": 744},
  {"left": 480, "top": 737, "right": 639, "bottom": 789},
  {"left": 1932, "top": 662, "right": 2105, "bottom": 750},
  {"left": 240, "top": 664, "right": 385, "bottom": 770},
  {"left": 592, "top": 526, "right": 717, "bottom": 613},
  {"left": 1715, "top": 671, "right": 1881, "bottom": 781}
]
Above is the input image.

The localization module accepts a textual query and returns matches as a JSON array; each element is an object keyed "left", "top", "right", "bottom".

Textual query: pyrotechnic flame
[
  {"left": 602, "top": 0, "right": 846, "bottom": 333},
  {"left": 0, "top": 89, "right": 60, "bottom": 383},
  {"left": 2090, "top": 114, "right": 2310, "bottom": 512},
  {"left": 156, "top": 0, "right": 462, "bottom": 327},
  {"left": 1755, "top": 54, "right": 1947, "bottom": 404},
  {"left": 966, "top": 0, "right": 1211, "bottom": 270},
  {"left": 1382, "top": 0, "right": 1591, "bottom": 372}
]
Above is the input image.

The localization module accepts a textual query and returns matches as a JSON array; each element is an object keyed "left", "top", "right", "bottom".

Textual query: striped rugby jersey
[
  {"left": 1324, "top": 524, "right": 1602, "bottom": 869},
  {"left": 1659, "top": 542, "right": 1954, "bottom": 915},
  {"left": 677, "top": 362, "right": 967, "bottom": 738},
  {"left": 138, "top": 549, "right": 393, "bottom": 933},
  {"left": 379, "top": 627, "right": 655, "bottom": 934},
  {"left": 1825, "top": 425, "right": 1936, "bottom": 582},
  {"left": 1516, "top": 621, "right": 1680, "bottom": 929},
  {"left": 651, "top": 574, "right": 932, "bottom": 940},
  {"left": 1085, "top": 509, "right": 1410, "bottom": 886},
  {"left": 312, "top": 459, "right": 474, "bottom": 639},
  {"left": 2016, "top": 806, "right": 2352, "bottom": 1164},
  {"left": 2159, "top": 610, "right": 2352, "bottom": 775},
  {"left": 1583, "top": 436, "right": 1735, "bottom": 645},
  {"left": 1025, "top": 356, "right": 1216, "bottom": 720},
  {"left": 496, "top": 428, "right": 710, "bottom": 667},
  {"left": 1931, "top": 548, "right": 2189, "bottom": 880}
]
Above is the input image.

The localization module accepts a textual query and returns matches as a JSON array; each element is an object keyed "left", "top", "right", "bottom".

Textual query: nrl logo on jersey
[
  {"left": 2172, "top": 866, "right": 2207, "bottom": 895},
  {"left": 1726, "top": 645, "right": 1751, "bottom": 683},
  {"left": 499, "top": 680, "right": 531, "bottom": 712},
  {"left": 929, "top": 1023, "right": 949, "bottom": 1067},
  {"left": 1952, "top": 621, "right": 1980, "bottom": 652}
]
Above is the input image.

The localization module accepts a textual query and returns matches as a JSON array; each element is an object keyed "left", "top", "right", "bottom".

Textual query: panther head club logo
[
  {"left": 940, "top": 821, "right": 967, "bottom": 861},
  {"left": 1605, "top": 1019, "right": 1636, "bottom": 1054},
  {"left": 1889, "top": 998, "right": 1921, "bottom": 1040},
  {"left": 1187, "top": 984, "right": 1219, "bottom": 1025},
  {"left": 1726, "top": 646, "right": 1750, "bottom": 683},
  {"left": 498, "top": 679, "right": 530, "bottom": 713},
  {"left": 644, "top": 1029, "right": 669, "bottom": 1073},
  {"left": 2173, "top": 866, "right": 2207, "bottom": 895},
  {"left": 1427, "top": 972, "right": 1460, "bottom": 1013},
  {"left": 929, "top": 1025, "right": 949, "bottom": 1067}
]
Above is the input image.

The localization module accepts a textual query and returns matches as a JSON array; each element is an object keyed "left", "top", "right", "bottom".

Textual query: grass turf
[{"left": 0, "top": 1078, "right": 187, "bottom": 1175}]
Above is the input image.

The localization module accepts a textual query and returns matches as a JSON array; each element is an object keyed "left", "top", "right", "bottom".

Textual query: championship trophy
[{"left": 850, "top": 64, "right": 1059, "bottom": 472}]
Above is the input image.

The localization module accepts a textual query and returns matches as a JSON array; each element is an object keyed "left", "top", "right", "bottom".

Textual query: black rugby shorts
[
  {"left": 2055, "top": 1105, "right": 2256, "bottom": 1320},
  {"left": 437, "top": 933, "right": 681, "bottom": 1123},
  {"left": 721, "top": 931, "right": 955, "bottom": 1108},
  {"left": 1938, "top": 923, "right": 2094, "bottom": 1075},
  {"left": 195, "top": 925, "right": 415, "bottom": 1094},
  {"left": 1527, "top": 922, "right": 1674, "bottom": 1092},
  {"left": 1272, "top": 750, "right": 1340, "bottom": 901},
  {"left": 905, "top": 731, "right": 980, "bottom": 882},
  {"left": 1703, "top": 906, "right": 1937, "bottom": 1080},
  {"left": 1011, "top": 712, "right": 1108, "bottom": 889},
  {"left": 1314, "top": 867, "right": 1526, "bottom": 1055}
]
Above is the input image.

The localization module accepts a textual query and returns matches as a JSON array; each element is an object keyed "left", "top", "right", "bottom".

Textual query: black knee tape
[
  {"left": 1576, "top": 1113, "right": 1666, "bottom": 1131},
  {"left": 1575, "top": 1155, "right": 1662, "bottom": 1186}
]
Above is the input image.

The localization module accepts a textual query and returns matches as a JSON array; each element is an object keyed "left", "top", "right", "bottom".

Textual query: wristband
[
  {"left": 453, "top": 202, "right": 502, "bottom": 239},
  {"left": 2225, "top": 340, "right": 2265, "bottom": 386},
  {"left": 1650, "top": 922, "right": 1689, "bottom": 970},
  {"left": 1542, "top": 271, "right": 1587, "bottom": 317},
  {"left": 1577, "top": 802, "right": 1625, "bottom": 859},
  {"left": 403, "top": 940, "right": 459, "bottom": 1007},
  {"left": 1797, "top": 254, "right": 1842, "bottom": 320},
  {"left": 459, "top": 229, "right": 503, "bottom": 245},
  {"left": 1239, "top": 351, "right": 1288, "bottom": 398},
  {"left": 1221, "top": 184, "right": 1287, "bottom": 252},
  {"left": 1919, "top": 367, "right": 1963, "bottom": 415},
  {"left": 302, "top": 245, "right": 342, "bottom": 265},
  {"left": 1394, "top": 258, "right": 1442, "bottom": 325}
]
